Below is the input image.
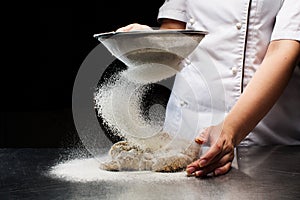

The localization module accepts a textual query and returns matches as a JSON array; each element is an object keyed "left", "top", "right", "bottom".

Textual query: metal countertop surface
[{"left": 1, "top": 146, "right": 299, "bottom": 200}]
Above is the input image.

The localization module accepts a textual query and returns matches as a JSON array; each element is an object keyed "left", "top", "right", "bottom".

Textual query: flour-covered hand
[{"left": 116, "top": 23, "right": 153, "bottom": 32}]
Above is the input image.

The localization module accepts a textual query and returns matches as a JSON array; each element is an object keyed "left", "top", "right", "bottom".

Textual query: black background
[{"left": 0, "top": 1, "right": 164, "bottom": 147}]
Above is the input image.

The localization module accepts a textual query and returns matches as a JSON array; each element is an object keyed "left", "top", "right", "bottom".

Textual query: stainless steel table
[{"left": 1, "top": 146, "right": 299, "bottom": 200}]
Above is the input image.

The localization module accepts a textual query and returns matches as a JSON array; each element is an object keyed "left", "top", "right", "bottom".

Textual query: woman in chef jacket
[{"left": 117, "top": 0, "right": 300, "bottom": 177}]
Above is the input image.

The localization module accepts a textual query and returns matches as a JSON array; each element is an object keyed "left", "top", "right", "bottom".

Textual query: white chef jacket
[{"left": 157, "top": 0, "right": 300, "bottom": 146}]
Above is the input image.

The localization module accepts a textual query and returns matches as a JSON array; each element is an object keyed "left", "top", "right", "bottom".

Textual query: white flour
[
  {"left": 95, "top": 57, "right": 202, "bottom": 173},
  {"left": 94, "top": 73, "right": 165, "bottom": 141},
  {"left": 50, "top": 50, "right": 199, "bottom": 181},
  {"left": 48, "top": 157, "right": 190, "bottom": 183},
  {"left": 48, "top": 147, "right": 238, "bottom": 183},
  {"left": 122, "top": 63, "right": 177, "bottom": 84}
]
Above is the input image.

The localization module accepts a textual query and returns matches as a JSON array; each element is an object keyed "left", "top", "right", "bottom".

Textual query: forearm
[{"left": 225, "top": 40, "right": 300, "bottom": 146}]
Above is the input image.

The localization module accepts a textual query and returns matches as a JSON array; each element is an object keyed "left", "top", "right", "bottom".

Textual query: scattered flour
[
  {"left": 52, "top": 44, "right": 202, "bottom": 182},
  {"left": 48, "top": 157, "right": 192, "bottom": 183},
  {"left": 92, "top": 55, "right": 202, "bottom": 172},
  {"left": 48, "top": 147, "right": 237, "bottom": 183},
  {"left": 120, "top": 49, "right": 182, "bottom": 84},
  {"left": 94, "top": 73, "right": 165, "bottom": 142}
]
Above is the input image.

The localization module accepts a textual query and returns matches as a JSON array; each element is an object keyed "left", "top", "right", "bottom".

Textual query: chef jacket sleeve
[
  {"left": 157, "top": 0, "right": 187, "bottom": 23},
  {"left": 271, "top": 0, "right": 300, "bottom": 41}
]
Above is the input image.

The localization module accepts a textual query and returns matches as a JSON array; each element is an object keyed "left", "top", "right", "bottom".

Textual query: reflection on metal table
[{"left": 0, "top": 146, "right": 299, "bottom": 200}]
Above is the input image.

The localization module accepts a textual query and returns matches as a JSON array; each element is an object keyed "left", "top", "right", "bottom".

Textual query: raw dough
[{"left": 100, "top": 132, "right": 201, "bottom": 172}]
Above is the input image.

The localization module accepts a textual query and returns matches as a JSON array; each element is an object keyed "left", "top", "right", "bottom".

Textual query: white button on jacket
[
  {"left": 235, "top": 22, "right": 242, "bottom": 30},
  {"left": 231, "top": 67, "right": 238, "bottom": 75},
  {"left": 158, "top": 0, "right": 300, "bottom": 146}
]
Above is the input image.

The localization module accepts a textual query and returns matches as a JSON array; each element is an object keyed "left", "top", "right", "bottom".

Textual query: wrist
[{"left": 222, "top": 114, "right": 248, "bottom": 147}]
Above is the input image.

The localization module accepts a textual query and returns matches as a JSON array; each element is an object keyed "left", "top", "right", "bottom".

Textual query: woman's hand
[
  {"left": 186, "top": 40, "right": 300, "bottom": 177},
  {"left": 116, "top": 23, "right": 153, "bottom": 32},
  {"left": 186, "top": 123, "right": 235, "bottom": 177},
  {"left": 116, "top": 19, "right": 186, "bottom": 32}
]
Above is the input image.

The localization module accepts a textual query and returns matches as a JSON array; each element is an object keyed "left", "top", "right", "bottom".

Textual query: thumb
[{"left": 195, "top": 127, "right": 210, "bottom": 144}]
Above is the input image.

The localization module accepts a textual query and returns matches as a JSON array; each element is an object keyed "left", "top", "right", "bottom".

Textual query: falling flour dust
[{"left": 49, "top": 59, "right": 201, "bottom": 182}]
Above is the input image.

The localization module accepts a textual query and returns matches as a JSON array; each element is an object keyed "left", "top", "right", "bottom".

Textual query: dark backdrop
[{"left": 0, "top": 1, "right": 164, "bottom": 147}]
